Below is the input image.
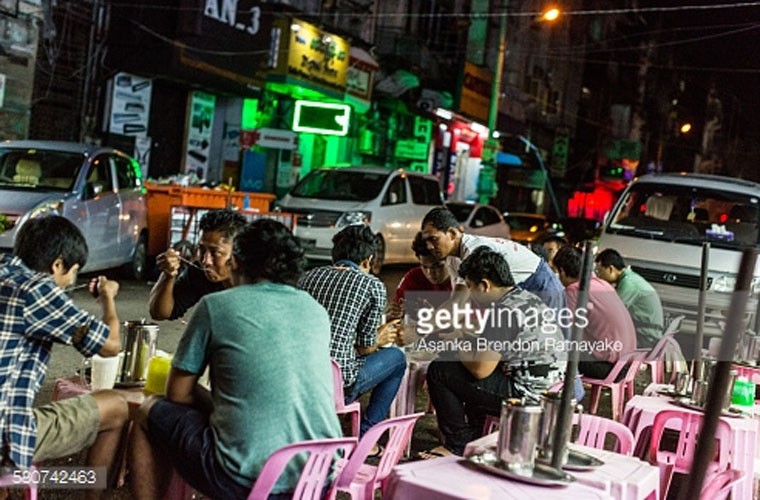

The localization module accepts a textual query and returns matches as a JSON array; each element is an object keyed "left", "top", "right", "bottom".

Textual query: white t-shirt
[{"left": 447, "top": 233, "right": 540, "bottom": 286}]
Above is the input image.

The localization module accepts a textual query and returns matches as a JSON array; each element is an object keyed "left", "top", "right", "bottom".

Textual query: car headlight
[
  {"left": 336, "top": 211, "right": 372, "bottom": 227},
  {"left": 711, "top": 275, "right": 760, "bottom": 294}
]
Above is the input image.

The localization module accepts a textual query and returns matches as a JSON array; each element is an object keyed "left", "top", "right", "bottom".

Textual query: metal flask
[
  {"left": 120, "top": 320, "right": 159, "bottom": 383},
  {"left": 538, "top": 391, "right": 581, "bottom": 464},
  {"left": 497, "top": 399, "right": 543, "bottom": 474}
]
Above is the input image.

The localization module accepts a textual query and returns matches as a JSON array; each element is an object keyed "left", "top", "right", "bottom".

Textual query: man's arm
[
  {"left": 95, "top": 277, "right": 121, "bottom": 356},
  {"left": 166, "top": 367, "right": 212, "bottom": 413},
  {"left": 356, "top": 319, "right": 400, "bottom": 355},
  {"left": 149, "top": 249, "right": 181, "bottom": 320}
]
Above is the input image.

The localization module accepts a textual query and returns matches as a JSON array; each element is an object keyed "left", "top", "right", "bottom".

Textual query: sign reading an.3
[{"left": 204, "top": 0, "right": 261, "bottom": 35}]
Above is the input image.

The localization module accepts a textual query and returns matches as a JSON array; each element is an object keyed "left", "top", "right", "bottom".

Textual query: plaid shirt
[
  {"left": 0, "top": 254, "right": 109, "bottom": 468},
  {"left": 299, "top": 265, "right": 386, "bottom": 386}
]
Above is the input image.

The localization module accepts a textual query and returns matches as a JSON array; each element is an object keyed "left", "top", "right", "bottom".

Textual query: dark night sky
[{"left": 646, "top": 1, "right": 760, "bottom": 134}]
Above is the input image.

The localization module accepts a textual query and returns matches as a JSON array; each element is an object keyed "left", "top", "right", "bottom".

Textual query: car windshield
[
  {"left": 446, "top": 203, "right": 475, "bottom": 223},
  {"left": 608, "top": 183, "right": 760, "bottom": 247},
  {"left": 290, "top": 169, "right": 388, "bottom": 201},
  {"left": 0, "top": 148, "right": 84, "bottom": 191},
  {"left": 505, "top": 215, "right": 545, "bottom": 231}
]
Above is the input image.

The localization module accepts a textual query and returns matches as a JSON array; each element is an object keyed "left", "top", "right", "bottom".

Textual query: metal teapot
[{"left": 119, "top": 320, "right": 159, "bottom": 384}]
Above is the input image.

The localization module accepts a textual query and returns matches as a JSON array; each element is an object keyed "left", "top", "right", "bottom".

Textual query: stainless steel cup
[
  {"left": 692, "top": 380, "right": 709, "bottom": 407},
  {"left": 120, "top": 320, "right": 159, "bottom": 383},
  {"left": 537, "top": 391, "right": 581, "bottom": 465},
  {"left": 497, "top": 399, "right": 544, "bottom": 474},
  {"left": 675, "top": 372, "right": 691, "bottom": 395}
]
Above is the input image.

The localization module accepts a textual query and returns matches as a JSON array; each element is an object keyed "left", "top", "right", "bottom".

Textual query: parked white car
[
  {"left": 277, "top": 166, "right": 443, "bottom": 273},
  {"left": 0, "top": 141, "right": 149, "bottom": 279},
  {"left": 445, "top": 201, "right": 511, "bottom": 239}
]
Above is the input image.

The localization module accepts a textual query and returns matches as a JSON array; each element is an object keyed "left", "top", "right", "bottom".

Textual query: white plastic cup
[{"left": 90, "top": 354, "right": 120, "bottom": 390}]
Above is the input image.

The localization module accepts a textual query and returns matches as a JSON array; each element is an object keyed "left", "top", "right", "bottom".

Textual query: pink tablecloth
[
  {"left": 386, "top": 456, "right": 613, "bottom": 499},
  {"left": 622, "top": 395, "right": 758, "bottom": 500},
  {"left": 464, "top": 433, "right": 658, "bottom": 500}
]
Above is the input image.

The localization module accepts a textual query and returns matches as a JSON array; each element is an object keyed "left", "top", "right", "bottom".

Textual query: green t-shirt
[
  {"left": 172, "top": 281, "right": 342, "bottom": 493},
  {"left": 617, "top": 268, "right": 664, "bottom": 349}
]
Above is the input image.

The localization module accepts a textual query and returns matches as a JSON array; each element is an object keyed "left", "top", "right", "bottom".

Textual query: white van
[
  {"left": 277, "top": 166, "right": 443, "bottom": 272},
  {"left": 597, "top": 173, "right": 760, "bottom": 345}
]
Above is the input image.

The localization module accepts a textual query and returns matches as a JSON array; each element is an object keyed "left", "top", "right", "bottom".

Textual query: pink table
[
  {"left": 464, "top": 433, "right": 659, "bottom": 500},
  {"left": 386, "top": 456, "right": 613, "bottom": 499},
  {"left": 622, "top": 395, "right": 758, "bottom": 500}
]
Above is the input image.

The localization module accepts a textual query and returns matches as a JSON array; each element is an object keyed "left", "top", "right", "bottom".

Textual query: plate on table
[
  {"left": 673, "top": 397, "right": 748, "bottom": 418},
  {"left": 465, "top": 451, "right": 575, "bottom": 487},
  {"left": 537, "top": 449, "right": 605, "bottom": 471},
  {"left": 656, "top": 388, "right": 686, "bottom": 398}
]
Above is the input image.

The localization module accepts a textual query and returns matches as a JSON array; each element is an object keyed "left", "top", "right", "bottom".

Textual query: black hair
[
  {"left": 542, "top": 235, "right": 568, "bottom": 247},
  {"left": 14, "top": 216, "right": 88, "bottom": 273},
  {"left": 595, "top": 248, "right": 626, "bottom": 270},
  {"left": 411, "top": 231, "right": 433, "bottom": 258},
  {"left": 232, "top": 220, "right": 304, "bottom": 286},
  {"left": 199, "top": 209, "right": 248, "bottom": 241},
  {"left": 553, "top": 246, "right": 582, "bottom": 279},
  {"left": 458, "top": 246, "right": 515, "bottom": 287},
  {"left": 421, "top": 207, "right": 460, "bottom": 232},
  {"left": 331, "top": 225, "right": 376, "bottom": 264},
  {"left": 530, "top": 242, "right": 548, "bottom": 260}
]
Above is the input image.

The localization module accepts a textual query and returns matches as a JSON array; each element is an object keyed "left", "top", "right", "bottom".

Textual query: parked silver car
[
  {"left": 0, "top": 141, "right": 148, "bottom": 279},
  {"left": 445, "top": 201, "right": 511, "bottom": 239}
]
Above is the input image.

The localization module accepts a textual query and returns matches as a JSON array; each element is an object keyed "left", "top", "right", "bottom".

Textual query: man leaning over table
[
  {"left": 0, "top": 216, "right": 128, "bottom": 500},
  {"left": 130, "top": 220, "right": 342, "bottom": 499},
  {"left": 422, "top": 247, "right": 566, "bottom": 458}
]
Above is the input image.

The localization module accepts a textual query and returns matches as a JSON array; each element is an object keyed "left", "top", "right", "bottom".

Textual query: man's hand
[
  {"left": 93, "top": 276, "right": 119, "bottom": 301},
  {"left": 156, "top": 248, "right": 181, "bottom": 278},
  {"left": 377, "top": 319, "right": 401, "bottom": 346},
  {"left": 386, "top": 299, "right": 404, "bottom": 321}
]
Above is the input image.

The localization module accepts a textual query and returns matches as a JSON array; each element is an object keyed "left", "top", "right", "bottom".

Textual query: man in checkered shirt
[
  {"left": 0, "top": 216, "right": 128, "bottom": 496},
  {"left": 299, "top": 225, "right": 406, "bottom": 436}
]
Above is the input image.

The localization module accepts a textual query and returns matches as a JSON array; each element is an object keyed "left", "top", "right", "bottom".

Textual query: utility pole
[{"left": 477, "top": 0, "right": 508, "bottom": 204}]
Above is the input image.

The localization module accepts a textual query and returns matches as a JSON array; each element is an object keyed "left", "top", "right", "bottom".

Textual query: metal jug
[
  {"left": 120, "top": 320, "right": 159, "bottom": 383},
  {"left": 497, "top": 399, "right": 543, "bottom": 474},
  {"left": 538, "top": 391, "right": 583, "bottom": 463}
]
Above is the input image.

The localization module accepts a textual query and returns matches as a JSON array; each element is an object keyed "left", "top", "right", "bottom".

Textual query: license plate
[{"left": 299, "top": 238, "right": 317, "bottom": 251}]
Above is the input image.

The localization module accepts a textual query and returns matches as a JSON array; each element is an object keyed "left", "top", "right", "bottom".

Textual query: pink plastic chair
[
  {"left": 642, "top": 327, "right": 687, "bottom": 385},
  {"left": 582, "top": 350, "right": 646, "bottom": 421},
  {"left": 249, "top": 437, "right": 357, "bottom": 500},
  {"left": 573, "top": 413, "right": 635, "bottom": 455},
  {"left": 166, "top": 437, "right": 358, "bottom": 500},
  {"left": 332, "top": 359, "right": 361, "bottom": 436},
  {"left": 334, "top": 413, "right": 424, "bottom": 500},
  {"left": 0, "top": 466, "right": 38, "bottom": 500},
  {"left": 700, "top": 469, "right": 744, "bottom": 500},
  {"left": 648, "top": 409, "right": 732, "bottom": 500}
]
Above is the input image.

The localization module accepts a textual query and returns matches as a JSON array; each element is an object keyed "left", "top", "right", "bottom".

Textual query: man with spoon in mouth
[{"left": 149, "top": 209, "right": 247, "bottom": 321}]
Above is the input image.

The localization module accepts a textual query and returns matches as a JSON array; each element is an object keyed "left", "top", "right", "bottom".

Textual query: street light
[{"left": 478, "top": 2, "right": 560, "bottom": 203}]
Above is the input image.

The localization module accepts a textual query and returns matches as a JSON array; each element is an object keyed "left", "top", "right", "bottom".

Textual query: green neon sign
[{"left": 292, "top": 100, "right": 351, "bottom": 136}]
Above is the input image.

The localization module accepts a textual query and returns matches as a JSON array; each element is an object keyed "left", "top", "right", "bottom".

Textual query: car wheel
[
  {"left": 127, "top": 235, "right": 148, "bottom": 281},
  {"left": 371, "top": 234, "right": 385, "bottom": 275}
]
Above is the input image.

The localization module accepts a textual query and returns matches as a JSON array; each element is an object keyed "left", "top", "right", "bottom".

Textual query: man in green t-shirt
[
  {"left": 130, "top": 220, "right": 342, "bottom": 499},
  {"left": 595, "top": 248, "right": 664, "bottom": 349}
]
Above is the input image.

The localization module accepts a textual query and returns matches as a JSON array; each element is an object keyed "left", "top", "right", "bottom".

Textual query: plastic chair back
[
  {"left": 573, "top": 413, "right": 635, "bottom": 455},
  {"left": 331, "top": 359, "right": 361, "bottom": 436},
  {"left": 335, "top": 413, "right": 424, "bottom": 499},
  {"left": 0, "top": 466, "right": 38, "bottom": 500},
  {"left": 700, "top": 469, "right": 744, "bottom": 500},
  {"left": 649, "top": 409, "right": 732, "bottom": 499},
  {"left": 247, "top": 437, "right": 357, "bottom": 500},
  {"left": 645, "top": 334, "right": 687, "bottom": 384}
]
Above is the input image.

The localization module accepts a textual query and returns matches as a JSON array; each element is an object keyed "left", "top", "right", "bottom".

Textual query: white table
[
  {"left": 386, "top": 456, "right": 613, "bottom": 499},
  {"left": 464, "top": 433, "right": 659, "bottom": 500}
]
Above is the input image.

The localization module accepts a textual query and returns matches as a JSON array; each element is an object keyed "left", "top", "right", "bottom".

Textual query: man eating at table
[{"left": 0, "top": 216, "right": 128, "bottom": 500}]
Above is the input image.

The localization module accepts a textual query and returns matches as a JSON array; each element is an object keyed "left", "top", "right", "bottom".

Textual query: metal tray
[
  {"left": 466, "top": 452, "right": 575, "bottom": 487},
  {"left": 673, "top": 397, "right": 747, "bottom": 418},
  {"left": 537, "top": 449, "right": 605, "bottom": 471}
]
